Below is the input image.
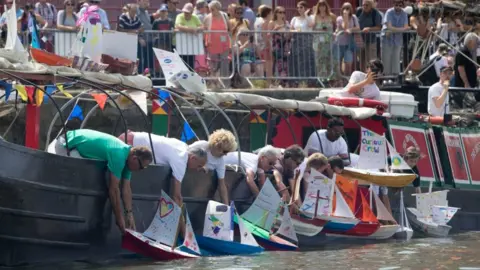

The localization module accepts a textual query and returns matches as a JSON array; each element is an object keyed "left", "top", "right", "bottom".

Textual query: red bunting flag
[
  {"left": 91, "top": 93, "right": 107, "bottom": 110},
  {"left": 25, "top": 85, "right": 35, "bottom": 104}
]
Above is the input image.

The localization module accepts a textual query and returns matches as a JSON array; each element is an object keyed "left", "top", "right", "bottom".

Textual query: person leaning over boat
[
  {"left": 428, "top": 65, "right": 453, "bottom": 117},
  {"left": 326, "top": 156, "right": 344, "bottom": 177},
  {"left": 304, "top": 117, "right": 350, "bottom": 166},
  {"left": 223, "top": 145, "right": 281, "bottom": 197},
  {"left": 118, "top": 131, "right": 207, "bottom": 207},
  {"left": 188, "top": 129, "right": 238, "bottom": 205},
  {"left": 48, "top": 129, "right": 153, "bottom": 234},
  {"left": 339, "top": 59, "right": 383, "bottom": 100},
  {"left": 296, "top": 153, "right": 331, "bottom": 208},
  {"left": 272, "top": 145, "right": 305, "bottom": 201},
  {"left": 394, "top": 146, "right": 422, "bottom": 194}
]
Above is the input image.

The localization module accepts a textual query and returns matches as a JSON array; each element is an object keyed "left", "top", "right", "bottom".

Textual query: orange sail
[
  {"left": 335, "top": 175, "right": 358, "bottom": 213},
  {"left": 360, "top": 191, "right": 378, "bottom": 222}
]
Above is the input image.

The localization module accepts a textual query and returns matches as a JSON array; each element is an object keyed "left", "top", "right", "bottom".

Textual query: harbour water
[{"left": 26, "top": 232, "right": 480, "bottom": 270}]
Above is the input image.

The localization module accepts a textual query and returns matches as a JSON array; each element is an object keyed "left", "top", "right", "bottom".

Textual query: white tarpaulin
[{"left": 102, "top": 30, "right": 138, "bottom": 62}]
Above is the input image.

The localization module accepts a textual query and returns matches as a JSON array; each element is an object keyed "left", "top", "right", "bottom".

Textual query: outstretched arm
[{"left": 109, "top": 173, "right": 125, "bottom": 234}]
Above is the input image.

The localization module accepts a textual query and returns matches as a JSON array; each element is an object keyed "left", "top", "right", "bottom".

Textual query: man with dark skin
[{"left": 304, "top": 118, "right": 351, "bottom": 166}]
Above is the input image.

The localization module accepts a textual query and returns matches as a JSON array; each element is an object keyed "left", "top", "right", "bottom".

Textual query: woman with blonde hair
[
  {"left": 311, "top": 0, "right": 336, "bottom": 79},
  {"left": 270, "top": 5, "right": 291, "bottom": 86},
  {"left": 334, "top": 2, "right": 360, "bottom": 76},
  {"left": 189, "top": 129, "right": 238, "bottom": 204}
]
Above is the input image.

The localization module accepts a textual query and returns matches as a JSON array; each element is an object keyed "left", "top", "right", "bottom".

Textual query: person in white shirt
[
  {"left": 304, "top": 117, "right": 350, "bottom": 166},
  {"left": 224, "top": 145, "right": 280, "bottom": 196},
  {"left": 428, "top": 65, "right": 453, "bottom": 117},
  {"left": 118, "top": 131, "right": 207, "bottom": 206},
  {"left": 188, "top": 129, "right": 238, "bottom": 205},
  {"left": 428, "top": 43, "right": 449, "bottom": 78},
  {"left": 340, "top": 59, "right": 383, "bottom": 100}
]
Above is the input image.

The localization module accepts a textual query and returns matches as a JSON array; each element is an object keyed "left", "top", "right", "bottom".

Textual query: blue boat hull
[
  {"left": 195, "top": 236, "right": 263, "bottom": 256},
  {"left": 323, "top": 221, "right": 357, "bottom": 232}
]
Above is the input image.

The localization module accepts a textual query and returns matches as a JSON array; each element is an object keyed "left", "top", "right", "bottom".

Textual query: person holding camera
[
  {"left": 339, "top": 59, "right": 383, "bottom": 100},
  {"left": 428, "top": 65, "right": 453, "bottom": 117}
]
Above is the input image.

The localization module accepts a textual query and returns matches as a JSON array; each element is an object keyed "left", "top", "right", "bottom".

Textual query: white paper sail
[
  {"left": 387, "top": 141, "right": 412, "bottom": 171},
  {"left": 291, "top": 160, "right": 307, "bottom": 204},
  {"left": 371, "top": 187, "right": 396, "bottom": 222},
  {"left": 432, "top": 206, "right": 459, "bottom": 225},
  {"left": 180, "top": 209, "right": 200, "bottom": 255},
  {"left": 71, "top": 12, "right": 103, "bottom": 62},
  {"left": 358, "top": 127, "right": 387, "bottom": 170},
  {"left": 169, "top": 71, "right": 207, "bottom": 93},
  {"left": 2, "top": 0, "right": 27, "bottom": 63},
  {"left": 300, "top": 170, "right": 335, "bottom": 217},
  {"left": 153, "top": 48, "right": 189, "bottom": 88},
  {"left": 143, "top": 190, "right": 182, "bottom": 247},
  {"left": 414, "top": 190, "right": 449, "bottom": 219},
  {"left": 275, "top": 203, "right": 298, "bottom": 242},
  {"left": 203, "top": 200, "right": 233, "bottom": 241},
  {"left": 241, "top": 179, "right": 282, "bottom": 232},
  {"left": 333, "top": 185, "right": 356, "bottom": 218},
  {"left": 237, "top": 213, "right": 260, "bottom": 247}
]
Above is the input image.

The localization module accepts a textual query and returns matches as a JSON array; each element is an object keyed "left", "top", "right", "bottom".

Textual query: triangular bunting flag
[
  {"left": 25, "top": 86, "right": 35, "bottom": 104},
  {"left": 0, "top": 81, "right": 12, "bottom": 101},
  {"left": 15, "top": 84, "right": 28, "bottom": 102},
  {"left": 68, "top": 105, "right": 84, "bottom": 121},
  {"left": 35, "top": 88, "right": 44, "bottom": 106},
  {"left": 91, "top": 93, "right": 107, "bottom": 110},
  {"left": 180, "top": 121, "right": 196, "bottom": 142},
  {"left": 57, "top": 84, "right": 73, "bottom": 99},
  {"left": 43, "top": 85, "right": 55, "bottom": 104}
]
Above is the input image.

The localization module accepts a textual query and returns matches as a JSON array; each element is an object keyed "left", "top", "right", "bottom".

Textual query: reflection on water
[{"left": 19, "top": 233, "right": 480, "bottom": 270}]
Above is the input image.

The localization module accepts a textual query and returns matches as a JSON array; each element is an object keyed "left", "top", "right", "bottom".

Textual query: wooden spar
[
  {"left": 289, "top": 169, "right": 301, "bottom": 214},
  {"left": 314, "top": 190, "right": 320, "bottom": 219},
  {"left": 171, "top": 204, "right": 184, "bottom": 251}
]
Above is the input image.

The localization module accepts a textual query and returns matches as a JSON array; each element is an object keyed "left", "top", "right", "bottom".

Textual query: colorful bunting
[
  {"left": 35, "top": 87, "right": 44, "bottom": 106},
  {"left": 25, "top": 86, "right": 35, "bottom": 104},
  {"left": 42, "top": 85, "right": 56, "bottom": 104},
  {"left": 0, "top": 81, "right": 12, "bottom": 101},
  {"left": 180, "top": 121, "right": 196, "bottom": 142},
  {"left": 28, "top": 10, "right": 41, "bottom": 49},
  {"left": 91, "top": 93, "right": 107, "bottom": 110},
  {"left": 68, "top": 105, "right": 84, "bottom": 121},
  {"left": 57, "top": 84, "right": 73, "bottom": 99},
  {"left": 15, "top": 84, "right": 28, "bottom": 102}
]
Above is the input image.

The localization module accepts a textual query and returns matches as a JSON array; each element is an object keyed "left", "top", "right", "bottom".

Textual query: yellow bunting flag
[
  {"left": 91, "top": 93, "right": 108, "bottom": 110},
  {"left": 57, "top": 84, "right": 73, "bottom": 98},
  {"left": 14, "top": 84, "right": 28, "bottom": 101},
  {"left": 36, "top": 87, "right": 44, "bottom": 106}
]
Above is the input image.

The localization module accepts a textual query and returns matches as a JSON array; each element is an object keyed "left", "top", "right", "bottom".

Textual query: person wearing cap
[
  {"left": 175, "top": 3, "right": 203, "bottom": 69},
  {"left": 340, "top": 59, "right": 383, "bottom": 100},
  {"left": 428, "top": 65, "right": 453, "bottom": 117},
  {"left": 429, "top": 43, "right": 449, "bottom": 78},
  {"left": 160, "top": 0, "right": 181, "bottom": 22},
  {"left": 152, "top": 4, "right": 174, "bottom": 52}
]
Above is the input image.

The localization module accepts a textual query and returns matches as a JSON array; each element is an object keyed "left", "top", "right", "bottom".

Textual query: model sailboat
[
  {"left": 287, "top": 161, "right": 328, "bottom": 237},
  {"left": 342, "top": 128, "right": 417, "bottom": 187},
  {"left": 195, "top": 201, "right": 264, "bottom": 255},
  {"left": 236, "top": 179, "right": 298, "bottom": 251},
  {"left": 406, "top": 185, "right": 460, "bottom": 237},
  {"left": 122, "top": 190, "right": 200, "bottom": 261}
]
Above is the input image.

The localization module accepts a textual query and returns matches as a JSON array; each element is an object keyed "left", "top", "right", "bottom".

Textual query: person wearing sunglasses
[
  {"left": 118, "top": 130, "right": 208, "bottom": 207},
  {"left": 304, "top": 117, "right": 350, "bottom": 166},
  {"left": 188, "top": 129, "right": 238, "bottom": 205},
  {"left": 47, "top": 129, "right": 153, "bottom": 235},
  {"left": 224, "top": 145, "right": 281, "bottom": 197},
  {"left": 57, "top": 0, "right": 78, "bottom": 31},
  {"left": 272, "top": 145, "right": 305, "bottom": 202}
]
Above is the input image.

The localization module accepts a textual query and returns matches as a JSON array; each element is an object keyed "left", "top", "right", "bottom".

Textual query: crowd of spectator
[{"left": 1, "top": 0, "right": 480, "bottom": 95}]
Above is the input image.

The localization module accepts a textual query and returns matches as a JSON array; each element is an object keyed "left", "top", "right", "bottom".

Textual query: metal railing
[{"left": 9, "top": 28, "right": 463, "bottom": 88}]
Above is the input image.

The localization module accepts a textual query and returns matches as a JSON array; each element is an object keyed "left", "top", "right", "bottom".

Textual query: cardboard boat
[{"left": 30, "top": 48, "right": 72, "bottom": 67}]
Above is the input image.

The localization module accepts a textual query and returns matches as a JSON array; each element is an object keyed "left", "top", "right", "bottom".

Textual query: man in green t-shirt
[{"left": 49, "top": 129, "right": 153, "bottom": 234}]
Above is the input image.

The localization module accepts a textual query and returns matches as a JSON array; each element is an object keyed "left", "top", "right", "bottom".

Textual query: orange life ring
[{"left": 327, "top": 97, "right": 389, "bottom": 111}]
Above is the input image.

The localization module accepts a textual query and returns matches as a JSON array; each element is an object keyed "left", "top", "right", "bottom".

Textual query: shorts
[
  {"left": 47, "top": 136, "right": 82, "bottom": 158},
  {"left": 335, "top": 45, "right": 353, "bottom": 63},
  {"left": 371, "top": 185, "right": 388, "bottom": 196}
]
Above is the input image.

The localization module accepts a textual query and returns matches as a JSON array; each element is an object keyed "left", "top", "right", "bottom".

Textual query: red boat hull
[
  {"left": 326, "top": 221, "right": 380, "bottom": 237},
  {"left": 122, "top": 230, "right": 198, "bottom": 261}
]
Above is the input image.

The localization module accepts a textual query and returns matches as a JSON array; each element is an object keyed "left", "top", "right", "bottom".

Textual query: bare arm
[
  {"left": 109, "top": 173, "right": 125, "bottom": 234},
  {"left": 457, "top": 66, "right": 471, "bottom": 88},
  {"left": 273, "top": 170, "right": 290, "bottom": 201},
  {"left": 217, "top": 178, "right": 229, "bottom": 205},
  {"left": 121, "top": 179, "right": 135, "bottom": 231},
  {"left": 245, "top": 169, "right": 260, "bottom": 196},
  {"left": 172, "top": 178, "right": 183, "bottom": 206}
]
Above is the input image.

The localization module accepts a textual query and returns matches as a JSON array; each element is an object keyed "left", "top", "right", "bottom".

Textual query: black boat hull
[{"left": 0, "top": 139, "right": 248, "bottom": 266}]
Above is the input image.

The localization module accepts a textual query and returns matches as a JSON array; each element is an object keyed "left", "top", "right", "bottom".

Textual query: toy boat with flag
[
  {"left": 235, "top": 179, "right": 298, "bottom": 251},
  {"left": 407, "top": 188, "right": 460, "bottom": 238},
  {"left": 195, "top": 201, "right": 264, "bottom": 256},
  {"left": 122, "top": 190, "right": 200, "bottom": 261},
  {"left": 341, "top": 128, "right": 417, "bottom": 188}
]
